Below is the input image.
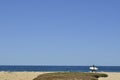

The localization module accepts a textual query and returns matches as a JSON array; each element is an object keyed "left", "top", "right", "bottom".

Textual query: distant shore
[{"left": 0, "top": 72, "right": 120, "bottom": 80}]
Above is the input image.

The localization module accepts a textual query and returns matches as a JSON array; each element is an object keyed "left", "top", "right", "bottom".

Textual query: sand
[
  {"left": 99, "top": 72, "right": 120, "bottom": 80},
  {"left": 0, "top": 72, "right": 49, "bottom": 80},
  {"left": 0, "top": 72, "right": 120, "bottom": 80}
]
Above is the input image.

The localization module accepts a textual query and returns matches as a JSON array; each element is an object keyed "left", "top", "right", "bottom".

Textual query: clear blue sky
[{"left": 0, "top": 0, "right": 120, "bottom": 66}]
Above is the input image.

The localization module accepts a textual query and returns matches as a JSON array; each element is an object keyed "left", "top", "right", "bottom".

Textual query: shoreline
[
  {"left": 0, "top": 72, "right": 120, "bottom": 80},
  {"left": 0, "top": 70, "right": 120, "bottom": 72}
]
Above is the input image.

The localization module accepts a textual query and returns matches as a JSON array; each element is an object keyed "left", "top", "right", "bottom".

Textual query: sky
[{"left": 0, "top": 0, "right": 120, "bottom": 66}]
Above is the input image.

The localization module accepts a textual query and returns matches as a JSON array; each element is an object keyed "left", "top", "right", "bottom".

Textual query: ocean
[{"left": 0, "top": 66, "right": 120, "bottom": 72}]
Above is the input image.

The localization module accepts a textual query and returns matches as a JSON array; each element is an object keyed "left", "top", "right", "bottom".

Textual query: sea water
[{"left": 0, "top": 66, "right": 120, "bottom": 72}]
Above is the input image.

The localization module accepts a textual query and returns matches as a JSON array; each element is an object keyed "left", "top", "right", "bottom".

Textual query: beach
[
  {"left": 0, "top": 72, "right": 120, "bottom": 80},
  {"left": 99, "top": 72, "right": 120, "bottom": 80},
  {"left": 0, "top": 72, "right": 49, "bottom": 80}
]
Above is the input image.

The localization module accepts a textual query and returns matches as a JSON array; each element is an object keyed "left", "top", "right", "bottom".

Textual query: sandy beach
[
  {"left": 99, "top": 72, "right": 120, "bottom": 80},
  {"left": 0, "top": 72, "right": 120, "bottom": 80},
  {"left": 0, "top": 72, "right": 49, "bottom": 80}
]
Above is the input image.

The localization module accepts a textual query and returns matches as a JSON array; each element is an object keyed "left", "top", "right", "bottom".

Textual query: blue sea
[{"left": 0, "top": 66, "right": 120, "bottom": 72}]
